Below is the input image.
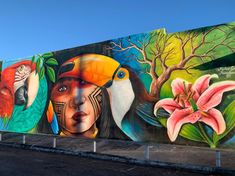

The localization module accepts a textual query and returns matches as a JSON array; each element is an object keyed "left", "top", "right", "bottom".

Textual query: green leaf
[
  {"left": 158, "top": 117, "right": 167, "bottom": 127},
  {"left": 158, "top": 117, "right": 205, "bottom": 142},
  {"left": 36, "top": 57, "right": 42, "bottom": 74},
  {"left": 3, "top": 117, "right": 8, "bottom": 126},
  {"left": 31, "top": 55, "right": 36, "bottom": 63},
  {"left": 39, "top": 66, "right": 45, "bottom": 80},
  {"left": 42, "top": 52, "right": 53, "bottom": 59},
  {"left": 46, "top": 66, "right": 56, "bottom": 83},
  {"left": 45, "top": 58, "right": 58, "bottom": 66},
  {"left": 213, "top": 100, "right": 235, "bottom": 145},
  {"left": 193, "top": 53, "right": 235, "bottom": 70},
  {"left": 180, "top": 124, "right": 205, "bottom": 142}
]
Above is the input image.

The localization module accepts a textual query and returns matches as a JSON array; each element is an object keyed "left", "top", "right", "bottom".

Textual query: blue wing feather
[
  {"left": 51, "top": 113, "right": 59, "bottom": 134},
  {"left": 136, "top": 102, "right": 169, "bottom": 127}
]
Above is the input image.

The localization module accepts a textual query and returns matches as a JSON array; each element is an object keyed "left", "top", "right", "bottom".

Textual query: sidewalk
[{"left": 0, "top": 131, "right": 234, "bottom": 174}]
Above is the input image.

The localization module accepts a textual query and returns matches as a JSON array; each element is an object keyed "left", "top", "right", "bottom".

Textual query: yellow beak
[{"left": 59, "top": 54, "right": 121, "bottom": 87}]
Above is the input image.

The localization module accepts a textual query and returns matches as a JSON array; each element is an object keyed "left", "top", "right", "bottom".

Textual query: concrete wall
[{"left": 1, "top": 22, "right": 235, "bottom": 149}]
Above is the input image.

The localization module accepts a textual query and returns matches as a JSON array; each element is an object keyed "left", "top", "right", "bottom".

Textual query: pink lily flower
[{"left": 154, "top": 74, "right": 235, "bottom": 142}]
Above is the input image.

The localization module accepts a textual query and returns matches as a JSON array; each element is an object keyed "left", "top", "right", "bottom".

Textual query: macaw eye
[
  {"left": 17, "top": 65, "right": 25, "bottom": 72},
  {"left": 117, "top": 71, "right": 125, "bottom": 79},
  {"left": 20, "top": 65, "right": 24, "bottom": 70},
  {"left": 58, "top": 85, "right": 67, "bottom": 92}
]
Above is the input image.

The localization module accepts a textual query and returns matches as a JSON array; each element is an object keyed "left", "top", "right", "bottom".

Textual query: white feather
[{"left": 108, "top": 79, "right": 135, "bottom": 129}]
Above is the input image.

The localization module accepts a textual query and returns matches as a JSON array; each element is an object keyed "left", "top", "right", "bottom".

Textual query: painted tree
[{"left": 109, "top": 23, "right": 235, "bottom": 101}]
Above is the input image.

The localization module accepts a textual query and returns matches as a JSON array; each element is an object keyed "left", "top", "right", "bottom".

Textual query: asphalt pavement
[
  {"left": 0, "top": 145, "right": 219, "bottom": 176},
  {"left": 0, "top": 132, "right": 234, "bottom": 175}
]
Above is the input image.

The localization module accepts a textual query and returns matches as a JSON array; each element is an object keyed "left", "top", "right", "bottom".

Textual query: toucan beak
[
  {"left": 59, "top": 54, "right": 135, "bottom": 132},
  {"left": 59, "top": 54, "right": 120, "bottom": 87}
]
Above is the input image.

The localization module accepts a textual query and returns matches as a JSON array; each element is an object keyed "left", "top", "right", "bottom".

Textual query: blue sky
[{"left": 0, "top": 0, "right": 234, "bottom": 60}]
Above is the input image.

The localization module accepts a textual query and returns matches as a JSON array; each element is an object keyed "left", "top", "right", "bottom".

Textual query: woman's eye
[
  {"left": 80, "top": 80, "right": 87, "bottom": 85},
  {"left": 58, "top": 85, "right": 67, "bottom": 92}
]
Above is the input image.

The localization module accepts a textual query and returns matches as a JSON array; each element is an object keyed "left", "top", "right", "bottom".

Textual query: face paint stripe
[
  {"left": 92, "top": 88, "right": 102, "bottom": 109},
  {"left": 89, "top": 97, "right": 98, "bottom": 119},
  {"left": 52, "top": 102, "right": 67, "bottom": 130},
  {"left": 93, "top": 91, "right": 102, "bottom": 113},
  {"left": 88, "top": 87, "right": 102, "bottom": 119},
  {"left": 88, "top": 90, "right": 99, "bottom": 118}
]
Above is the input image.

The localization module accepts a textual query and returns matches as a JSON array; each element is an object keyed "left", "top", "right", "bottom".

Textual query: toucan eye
[
  {"left": 117, "top": 71, "right": 125, "bottom": 79},
  {"left": 114, "top": 68, "right": 129, "bottom": 81}
]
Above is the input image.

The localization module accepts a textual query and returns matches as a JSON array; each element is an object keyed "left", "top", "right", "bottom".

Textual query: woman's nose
[
  {"left": 75, "top": 96, "right": 85, "bottom": 105},
  {"left": 70, "top": 95, "right": 86, "bottom": 108}
]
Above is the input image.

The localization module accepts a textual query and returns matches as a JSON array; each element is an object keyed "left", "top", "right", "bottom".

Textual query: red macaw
[{"left": 0, "top": 60, "right": 38, "bottom": 118}]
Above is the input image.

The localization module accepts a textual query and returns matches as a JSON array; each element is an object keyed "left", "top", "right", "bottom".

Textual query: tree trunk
[
  {"left": 149, "top": 69, "right": 172, "bottom": 101},
  {"left": 149, "top": 78, "right": 161, "bottom": 101}
]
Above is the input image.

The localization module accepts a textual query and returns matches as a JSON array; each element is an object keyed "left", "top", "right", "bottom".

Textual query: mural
[
  {"left": 0, "top": 22, "right": 235, "bottom": 148},
  {"left": 0, "top": 61, "right": 2, "bottom": 81}
]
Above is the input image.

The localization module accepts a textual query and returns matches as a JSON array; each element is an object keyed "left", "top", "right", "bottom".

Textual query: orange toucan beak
[{"left": 58, "top": 54, "right": 120, "bottom": 87}]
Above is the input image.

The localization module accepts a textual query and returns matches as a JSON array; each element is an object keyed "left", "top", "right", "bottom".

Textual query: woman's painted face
[{"left": 51, "top": 78, "right": 102, "bottom": 134}]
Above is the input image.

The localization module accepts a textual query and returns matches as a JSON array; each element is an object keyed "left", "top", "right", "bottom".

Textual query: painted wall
[
  {"left": 0, "top": 61, "right": 2, "bottom": 81},
  {"left": 1, "top": 22, "right": 235, "bottom": 148}
]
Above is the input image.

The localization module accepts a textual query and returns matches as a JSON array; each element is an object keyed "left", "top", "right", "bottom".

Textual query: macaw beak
[
  {"left": 0, "top": 60, "right": 39, "bottom": 118},
  {"left": 24, "top": 70, "right": 39, "bottom": 110}
]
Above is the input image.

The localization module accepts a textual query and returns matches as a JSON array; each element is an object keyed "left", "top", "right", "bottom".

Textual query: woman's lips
[{"left": 72, "top": 111, "right": 88, "bottom": 122}]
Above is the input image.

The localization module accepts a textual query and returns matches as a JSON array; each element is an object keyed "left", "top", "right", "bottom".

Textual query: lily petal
[
  {"left": 154, "top": 98, "right": 182, "bottom": 115},
  {"left": 197, "top": 81, "right": 235, "bottom": 111},
  {"left": 199, "top": 108, "right": 226, "bottom": 135},
  {"left": 171, "top": 78, "right": 190, "bottom": 97},
  {"left": 192, "top": 74, "right": 218, "bottom": 101},
  {"left": 167, "top": 108, "right": 200, "bottom": 142}
]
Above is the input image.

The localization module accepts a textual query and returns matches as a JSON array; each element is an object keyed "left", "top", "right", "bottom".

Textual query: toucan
[
  {"left": 48, "top": 54, "right": 162, "bottom": 141},
  {"left": 0, "top": 60, "right": 39, "bottom": 119}
]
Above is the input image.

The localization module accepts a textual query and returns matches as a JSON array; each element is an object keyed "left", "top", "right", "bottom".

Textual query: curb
[{"left": 0, "top": 142, "right": 234, "bottom": 175}]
